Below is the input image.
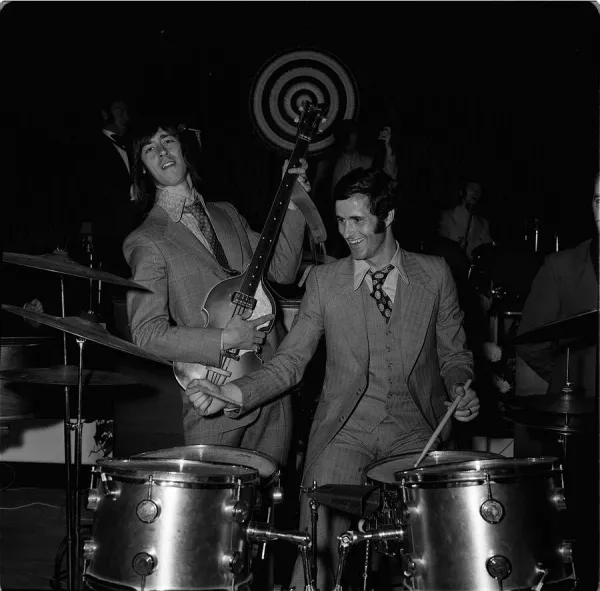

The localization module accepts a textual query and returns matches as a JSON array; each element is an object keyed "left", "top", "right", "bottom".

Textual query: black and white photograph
[{"left": 0, "top": 2, "right": 599, "bottom": 591}]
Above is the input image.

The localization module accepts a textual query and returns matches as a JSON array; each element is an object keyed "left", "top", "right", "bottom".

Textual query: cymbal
[
  {"left": 517, "top": 392, "right": 594, "bottom": 415},
  {"left": 502, "top": 413, "right": 586, "bottom": 434},
  {"left": 513, "top": 309, "right": 598, "bottom": 345},
  {"left": 2, "top": 251, "right": 149, "bottom": 291},
  {"left": 1, "top": 305, "right": 172, "bottom": 367},
  {"left": 0, "top": 366, "right": 140, "bottom": 387}
]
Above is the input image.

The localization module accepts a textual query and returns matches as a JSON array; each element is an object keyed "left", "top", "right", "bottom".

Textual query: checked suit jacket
[
  {"left": 123, "top": 200, "right": 305, "bottom": 442},
  {"left": 231, "top": 250, "right": 474, "bottom": 479}
]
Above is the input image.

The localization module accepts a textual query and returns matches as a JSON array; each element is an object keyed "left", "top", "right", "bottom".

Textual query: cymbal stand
[
  {"left": 557, "top": 348, "right": 575, "bottom": 472},
  {"left": 73, "top": 336, "right": 87, "bottom": 590},
  {"left": 60, "top": 275, "right": 74, "bottom": 591}
]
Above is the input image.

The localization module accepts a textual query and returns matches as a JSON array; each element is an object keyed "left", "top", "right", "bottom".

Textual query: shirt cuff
[{"left": 222, "top": 382, "right": 243, "bottom": 418}]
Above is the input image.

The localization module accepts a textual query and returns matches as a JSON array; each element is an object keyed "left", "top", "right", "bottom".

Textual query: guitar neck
[{"left": 240, "top": 137, "right": 311, "bottom": 297}]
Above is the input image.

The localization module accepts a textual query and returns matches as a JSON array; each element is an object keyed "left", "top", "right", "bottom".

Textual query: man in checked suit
[
  {"left": 123, "top": 115, "right": 308, "bottom": 466},
  {"left": 188, "top": 168, "right": 480, "bottom": 590}
]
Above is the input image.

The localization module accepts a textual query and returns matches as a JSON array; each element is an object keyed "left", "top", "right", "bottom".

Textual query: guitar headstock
[{"left": 296, "top": 101, "right": 329, "bottom": 142}]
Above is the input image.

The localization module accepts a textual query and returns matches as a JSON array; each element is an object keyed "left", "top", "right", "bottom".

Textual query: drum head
[
  {"left": 96, "top": 457, "right": 259, "bottom": 485},
  {"left": 133, "top": 445, "right": 279, "bottom": 483},
  {"left": 400, "top": 456, "right": 560, "bottom": 485},
  {"left": 364, "top": 450, "right": 503, "bottom": 485}
]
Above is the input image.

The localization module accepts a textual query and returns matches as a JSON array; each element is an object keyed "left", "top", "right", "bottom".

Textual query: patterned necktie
[
  {"left": 184, "top": 198, "right": 233, "bottom": 272},
  {"left": 368, "top": 264, "right": 394, "bottom": 322}
]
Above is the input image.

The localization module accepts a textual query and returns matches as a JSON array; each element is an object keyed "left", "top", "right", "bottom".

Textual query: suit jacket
[
  {"left": 232, "top": 251, "right": 474, "bottom": 476},
  {"left": 79, "top": 133, "right": 140, "bottom": 278},
  {"left": 123, "top": 200, "right": 305, "bottom": 438},
  {"left": 517, "top": 238, "right": 598, "bottom": 397}
]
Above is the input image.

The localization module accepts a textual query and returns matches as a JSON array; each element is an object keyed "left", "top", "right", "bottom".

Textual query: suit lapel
[
  {"left": 154, "top": 207, "right": 230, "bottom": 276},
  {"left": 206, "top": 203, "right": 245, "bottom": 272},
  {"left": 395, "top": 251, "right": 435, "bottom": 377}
]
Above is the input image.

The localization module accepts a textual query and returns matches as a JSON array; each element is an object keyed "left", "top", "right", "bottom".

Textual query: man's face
[
  {"left": 335, "top": 193, "right": 390, "bottom": 265},
  {"left": 110, "top": 101, "right": 130, "bottom": 134},
  {"left": 464, "top": 182, "right": 482, "bottom": 206},
  {"left": 141, "top": 128, "right": 187, "bottom": 187}
]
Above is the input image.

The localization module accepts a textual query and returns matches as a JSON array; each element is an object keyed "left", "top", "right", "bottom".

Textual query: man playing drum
[{"left": 187, "top": 167, "right": 480, "bottom": 591}]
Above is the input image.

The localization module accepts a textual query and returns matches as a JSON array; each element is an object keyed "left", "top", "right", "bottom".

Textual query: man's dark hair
[
  {"left": 334, "top": 168, "right": 397, "bottom": 228},
  {"left": 130, "top": 115, "right": 203, "bottom": 209}
]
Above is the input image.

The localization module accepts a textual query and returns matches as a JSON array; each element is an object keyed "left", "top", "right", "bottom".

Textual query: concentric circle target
[{"left": 250, "top": 49, "right": 359, "bottom": 154}]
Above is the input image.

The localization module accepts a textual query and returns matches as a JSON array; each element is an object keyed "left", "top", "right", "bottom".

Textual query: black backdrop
[{"left": 1, "top": 1, "right": 599, "bottom": 260}]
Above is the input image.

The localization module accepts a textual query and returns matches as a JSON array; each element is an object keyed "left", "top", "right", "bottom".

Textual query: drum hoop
[
  {"left": 399, "top": 457, "right": 561, "bottom": 486},
  {"left": 362, "top": 450, "right": 503, "bottom": 483},
  {"left": 96, "top": 458, "right": 260, "bottom": 486},
  {"left": 132, "top": 444, "right": 279, "bottom": 484}
]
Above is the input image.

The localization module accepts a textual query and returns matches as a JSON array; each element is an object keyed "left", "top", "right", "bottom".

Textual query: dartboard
[{"left": 250, "top": 49, "right": 359, "bottom": 155}]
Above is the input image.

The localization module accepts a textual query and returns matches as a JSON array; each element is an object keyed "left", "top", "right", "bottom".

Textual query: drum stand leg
[
  {"left": 60, "top": 275, "right": 74, "bottom": 591},
  {"left": 309, "top": 483, "right": 319, "bottom": 588},
  {"left": 73, "top": 337, "right": 87, "bottom": 591}
]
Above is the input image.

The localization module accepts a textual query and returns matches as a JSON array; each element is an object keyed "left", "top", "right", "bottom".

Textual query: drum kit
[{"left": 1, "top": 250, "right": 596, "bottom": 591}]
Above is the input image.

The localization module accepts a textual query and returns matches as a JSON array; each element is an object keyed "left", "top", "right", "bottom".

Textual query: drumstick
[{"left": 413, "top": 379, "right": 472, "bottom": 469}]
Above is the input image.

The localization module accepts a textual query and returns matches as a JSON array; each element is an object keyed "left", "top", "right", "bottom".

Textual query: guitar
[{"left": 173, "top": 101, "right": 327, "bottom": 390}]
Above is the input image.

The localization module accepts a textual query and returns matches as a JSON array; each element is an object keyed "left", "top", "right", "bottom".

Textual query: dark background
[{"left": 1, "top": 1, "right": 599, "bottom": 266}]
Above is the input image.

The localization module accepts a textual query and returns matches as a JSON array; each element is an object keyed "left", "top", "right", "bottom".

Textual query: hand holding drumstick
[{"left": 414, "top": 379, "right": 478, "bottom": 468}]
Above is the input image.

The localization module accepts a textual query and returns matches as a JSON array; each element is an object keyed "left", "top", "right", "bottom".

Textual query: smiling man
[
  {"left": 187, "top": 167, "right": 479, "bottom": 591},
  {"left": 122, "top": 116, "right": 308, "bottom": 463}
]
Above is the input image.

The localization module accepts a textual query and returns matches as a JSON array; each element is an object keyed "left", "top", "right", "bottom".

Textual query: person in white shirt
[{"left": 439, "top": 180, "right": 493, "bottom": 261}]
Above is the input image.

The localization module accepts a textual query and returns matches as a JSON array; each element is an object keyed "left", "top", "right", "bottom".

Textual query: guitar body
[{"left": 173, "top": 272, "right": 281, "bottom": 389}]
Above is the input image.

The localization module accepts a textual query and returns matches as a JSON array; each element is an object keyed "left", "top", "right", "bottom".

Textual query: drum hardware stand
[
  {"left": 245, "top": 522, "right": 314, "bottom": 591},
  {"left": 333, "top": 526, "right": 404, "bottom": 591},
  {"left": 59, "top": 272, "right": 74, "bottom": 591},
  {"left": 260, "top": 479, "right": 284, "bottom": 560}
]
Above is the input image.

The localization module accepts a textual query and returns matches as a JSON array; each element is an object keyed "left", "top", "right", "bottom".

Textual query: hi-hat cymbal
[
  {"left": 516, "top": 392, "right": 594, "bottom": 415},
  {"left": 1, "top": 304, "right": 171, "bottom": 367},
  {"left": 513, "top": 309, "right": 598, "bottom": 345},
  {"left": 0, "top": 366, "right": 140, "bottom": 387},
  {"left": 2, "top": 251, "right": 149, "bottom": 291}
]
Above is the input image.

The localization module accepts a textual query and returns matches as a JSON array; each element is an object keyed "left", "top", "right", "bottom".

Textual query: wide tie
[
  {"left": 184, "top": 198, "right": 234, "bottom": 272},
  {"left": 368, "top": 264, "right": 394, "bottom": 322}
]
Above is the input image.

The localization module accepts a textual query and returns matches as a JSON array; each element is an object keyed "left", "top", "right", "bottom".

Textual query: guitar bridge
[{"left": 232, "top": 292, "right": 257, "bottom": 310}]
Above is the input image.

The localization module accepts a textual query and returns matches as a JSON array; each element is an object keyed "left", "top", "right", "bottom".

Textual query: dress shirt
[
  {"left": 102, "top": 129, "right": 130, "bottom": 173},
  {"left": 156, "top": 186, "right": 216, "bottom": 255},
  {"left": 353, "top": 242, "right": 409, "bottom": 303}
]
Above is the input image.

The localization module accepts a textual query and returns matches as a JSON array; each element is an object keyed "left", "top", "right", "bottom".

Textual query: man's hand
[
  {"left": 283, "top": 157, "right": 310, "bottom": 193},
  {"left": 445, "top": 380, "right": 480, "bottom": 422},
  {"left": 222, "top": 310, "right": 274, "bottom": 352},
  {"left": 378, "top": 126, "right": 393, "bottom": 154},
  {"left": 185, "top": 379, "right": 232, "bottom": 416}
]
